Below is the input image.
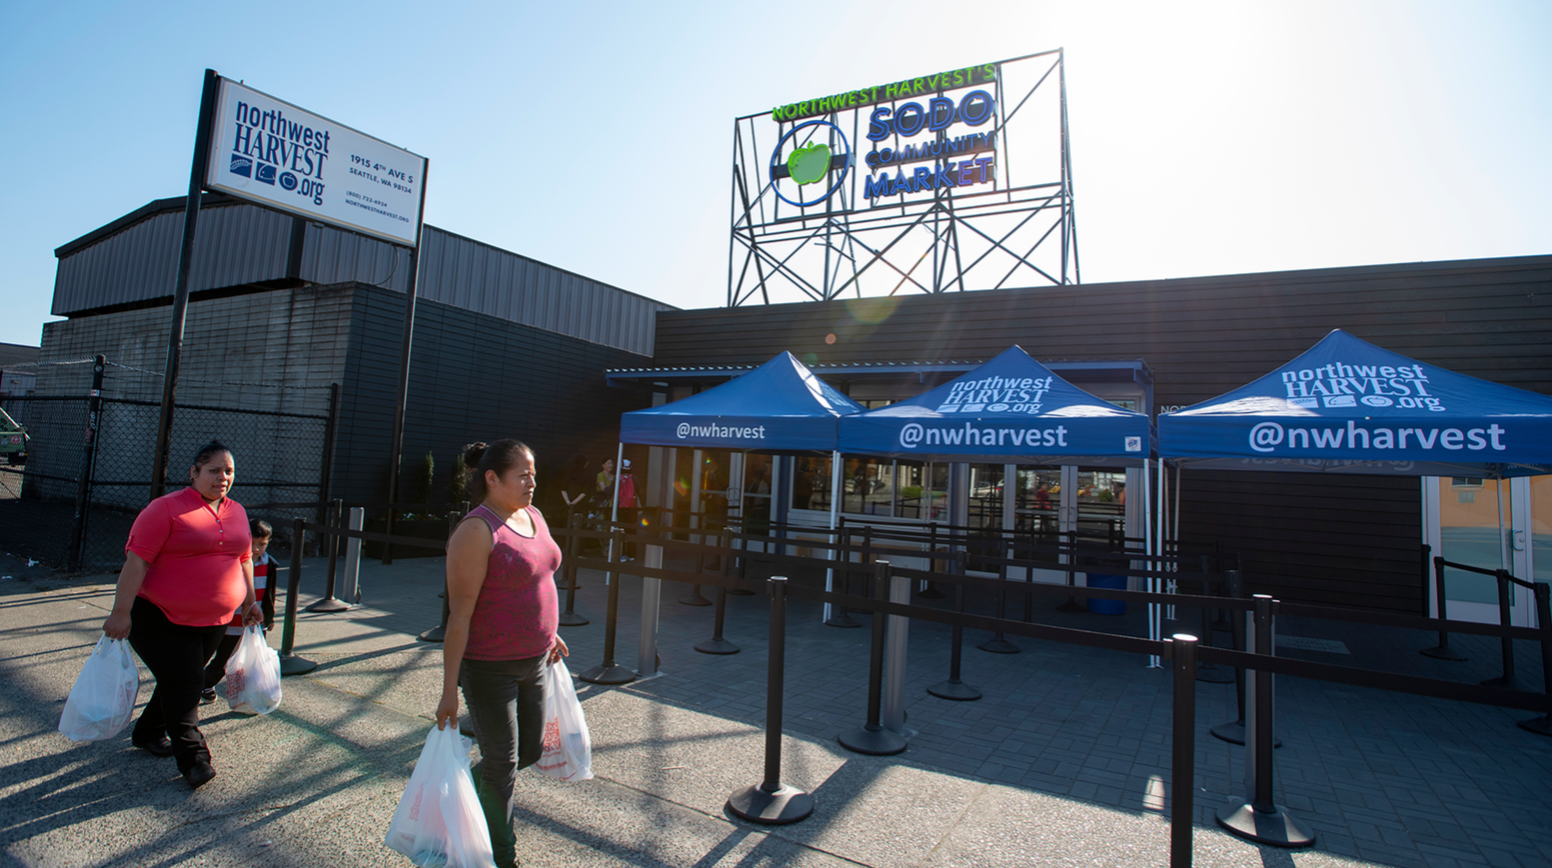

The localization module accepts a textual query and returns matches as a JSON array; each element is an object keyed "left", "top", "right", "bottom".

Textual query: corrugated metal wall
[
  {"left": 52, "top": 205, "right": 293, "bottom": 315},
  {"left": 54, "top": 199, "right": 672, "bottom": 356}
]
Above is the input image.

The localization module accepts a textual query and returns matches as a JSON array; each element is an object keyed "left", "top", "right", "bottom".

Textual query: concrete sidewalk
[{"left": 0, "top": 548, "right": 1539, "bottom": 867}]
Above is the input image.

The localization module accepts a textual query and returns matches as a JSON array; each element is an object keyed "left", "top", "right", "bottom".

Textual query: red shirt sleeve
[{"left": 125, "top": 495, "right": 174, "bottom": 564}]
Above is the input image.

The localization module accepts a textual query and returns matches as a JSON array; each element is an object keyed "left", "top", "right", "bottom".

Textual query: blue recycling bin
[{"left": 1086, "top": 574, "right": 1127, "bottom": 615}]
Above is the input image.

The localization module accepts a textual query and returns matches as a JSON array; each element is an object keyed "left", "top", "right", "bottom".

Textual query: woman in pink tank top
[{"left": 435, "top": 439, "right": 567, "bottom": 868}]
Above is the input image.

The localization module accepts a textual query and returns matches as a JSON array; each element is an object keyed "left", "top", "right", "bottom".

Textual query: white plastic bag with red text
[
  {"left": 385, "top": 724, "right": 495, "bottom": 868},
  {"left": 224, "top": 625, "right": 281, "bottom": 715},
  {"left": 536, "top": 660, "right": 592, "bottom": 781},
  {"left": 59, "top": 636, "right": 138, "bottom": 742}
]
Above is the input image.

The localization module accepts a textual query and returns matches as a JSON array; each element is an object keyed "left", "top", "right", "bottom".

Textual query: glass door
[{"left": 1426, "top": 475, "right": 1544, "bottom": 627}]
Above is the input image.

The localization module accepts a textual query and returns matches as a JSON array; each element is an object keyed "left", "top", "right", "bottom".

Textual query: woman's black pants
[{"left": 128, "top": 597, "right": 225, "bottom": 773}]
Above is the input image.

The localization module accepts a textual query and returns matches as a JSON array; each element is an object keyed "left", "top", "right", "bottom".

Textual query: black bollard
[
  {"left": 1215, "top": 595, "right": 1313, "bottom": 848},
  {"left": 727, "top": 577, "right": 814, "bottom": 824},
  {"left": 577, "top": 528, "right": 636, "bottom": 685},
  {"left": 1517, "top": 581, "right": 1552, "bottom": 736},
  {"left": 278, "top": 518, "right": 318, "bottom": 675},
  {"left": 929, "top": 551, "right": 981, "bottom": 701},
  {"left": 979, "top": 558, "right": 1019, "bottom": 654},
  {"left": 838, "top": 562, "right": 908, "bottom": 755},
  {"left": 1171, "top": 634, "right": 1199, "bottom": 868},
  {"left": 1421, "top": 556, "right": 1468, "bottom": 660},
  {"left": 307, "top": 499, "right": 350, "bottom": 612},
  {"left": 695, "top": 583, "right": 740, "bottom": 655},
  {"left": 559, "top": 512, "right": 589, "bottom": 627},
  {"left": 1211, "top": 572, "right": 1279, "bottom": 747}
]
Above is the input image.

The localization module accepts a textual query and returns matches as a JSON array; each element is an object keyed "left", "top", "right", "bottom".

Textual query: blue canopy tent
[
  {"left": 838, "top": 346, "right": 1167, "bottom": 654},
  {"left": 606, "top": 353, "right": 865, "bottom": 669},
  {"left": 1159, "top": 329, "right": 1552, "bottom": 478},
  {"left": 1158, "top": 329, "right": 1552, "bottom": 629}
]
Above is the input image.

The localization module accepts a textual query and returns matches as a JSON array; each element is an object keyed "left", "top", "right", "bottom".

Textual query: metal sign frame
[{"left": 729, "top": 49, "right": 1079, "bottom": 307}]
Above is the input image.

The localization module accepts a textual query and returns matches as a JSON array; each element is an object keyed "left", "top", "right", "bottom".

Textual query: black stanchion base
[
  {"left": 680, "top": 592, "right": 713, "bottom": 607},
  {"left": 726, "top": 783, "right": 813, "bottom": 825},
  {"left": 417, "top": 625, "right": 446, "bottom": 643},
  {"left": 577, "top": 664, "right": 637, "bottom": 685},
  {"left": 1215, "top": 802, "right": 1315, "bottom": 848},
  {"left": 979, "top": 637, "right": 1020, "bottom": 654},
  {"left": 838, "top": 723, "right": 907, "bottom": 756},
  {"left": 927, "top": 679, "right": 982, "bottom": 701},
  {"left": 1480, "top": 675, "right": 1532, "bottom": 691},
  {"left": 305, "top": 597, "right": 351, "bottom": 613},
  {"left": 1420, "top": 645, "right": 1468, "bottom": 661},
  {"left": 279, "top": 654, "right": 318, "bottom": 676},
  {"left": 1208, "top": 720, "right": 1281, "bottom": 747},
  {"left": 1517, "top": 715, "right": 1552, "bottom": 736},
  {"left": 1056, "top": 599, "right": 1087, "bottom": 614},
  {"left": 695, "top": 637, "right": 740, "bottom": 655},
  {"left": 825, "top": 612, "right": 862, "bottom": 628},
  {"left": 917, "top": 587, "right": 947, "bottom": 600},
  {"left": 558, "top": 611, "right": 590, "bottom": 627},
  {"left": 1195, "top": 663, "right": 1237, "bottom": 684}
]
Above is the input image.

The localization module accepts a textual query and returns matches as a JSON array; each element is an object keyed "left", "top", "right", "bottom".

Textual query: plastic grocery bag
[
  {"left": 385, "top": 724, "right": 495, "bottom": 868},
  {"left": 536, "top": 660, "right": 592, "bottom": 781},
  {"left": 224, "top": 625, "right": 281, "bottom": 715},
  {"left": 58, "top": 635, "right": 138, "bottom": 742}
]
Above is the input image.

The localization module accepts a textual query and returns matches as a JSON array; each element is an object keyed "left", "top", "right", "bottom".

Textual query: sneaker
[{"left": 199, "top": 689, "right": 217, "bottom": 705}]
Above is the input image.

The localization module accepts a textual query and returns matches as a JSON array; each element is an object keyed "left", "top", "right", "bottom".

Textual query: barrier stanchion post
[
  {"left": 929, "top": 551, "right": 981, "bottom": 701},
  {"left": 278, "top": 518, "right": 318, "bottom": 676},
  {"left": 1210, "top": 573, "right": 1282, "bottom": 747},
  {"left": 1215, "top": 595, "right": 1313, "bottom": 848},
  {"left": 1195, "top": 559, "right": 1233, "bottom": 683},
  {"left": 343, "top": 506, "right": 364, "bottom": 604},
  {"left": 695, "top": 576, "right": 740, "bottom": 654},
  {"left": 838, "top": 561, "right": 907, "bottom": 755},
  {"left": 881, "top": 563, "right": 913, "bottom": 736},
  {"left": 636, "top": 524, "right": 663, "bottom": 680},
  {"left": 578, "top": 527, "right": 635, "bottom": 685},
  {"left": 1170, "top": 633, "right": 1199, "bottom": 868},
  {"left": 559, "top": 512, "right": 588, "bottom": 627},
  {"left": 1517, "top": 581, "right": 1552, "bottom": 736},
  {"left": 825, "top": 526, "right": 860, "bottom": 628},
  {"left": 417, "top": 502, "right": 464, "bottom": 643},
  {"left": 919, "top": 522, "right": 946, "bottom": 599},
  {"left": 1480, "top": 569, "right": 1524, "bottom": 689},
  {"left": 727, "top": 577, "right": 813, "bottom": 824},
  {"left": 979, "top": 558, "right": 1019, "bottom": 654},
  {"left": 307, "top": 499, "right": 350, "bottom": 612},
  {"left": 1421, "top": 556, "right": 1468, "bottom": 660},
  {"left": 1057, "top": 531, "right": 1087, "bottom": 613}
]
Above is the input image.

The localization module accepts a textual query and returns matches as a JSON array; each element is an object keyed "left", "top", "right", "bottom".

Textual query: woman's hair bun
[{"left": 463, "top": 441, "right": 489, "bottom": 467}]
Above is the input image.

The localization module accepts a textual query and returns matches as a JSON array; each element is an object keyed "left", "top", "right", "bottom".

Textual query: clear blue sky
[{"left": 2, "top": 1, "right": 1548, "bottom": 348}]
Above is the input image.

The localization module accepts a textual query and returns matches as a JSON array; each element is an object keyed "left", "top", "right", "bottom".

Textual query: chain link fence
[{"left": 0, "top": 360, "right": 337, "bottom": 573}]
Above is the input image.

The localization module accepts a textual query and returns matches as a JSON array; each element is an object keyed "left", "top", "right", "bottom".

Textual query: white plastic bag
[
  {"left": 536, "top": 660, "right": 592, "bottom": 781},
  {"left": 223, "top": 625, "right": 281, "bottom": 715},
  {"left": 59, "top": 635, "right": 139, "bottom": 742},
  {"left": 385, "top": 724, "right": 496, "bottom": 868}
]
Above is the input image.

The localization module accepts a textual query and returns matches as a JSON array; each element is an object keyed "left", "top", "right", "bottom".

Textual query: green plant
[
  {"left": 1097, "top": 489, "right": 1114, "bottom": 502},
  {"left": 413, "top": 450, "right": 434, "bottom": 505},
  {"left": 900, "top": 485, "right": 924, "bottom": 500},
  {"left": 448, "top": 451, "right": 467, "bottom": 504}
]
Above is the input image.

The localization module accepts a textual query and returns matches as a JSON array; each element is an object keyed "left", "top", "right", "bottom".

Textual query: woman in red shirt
[
  {"left": 102, "top": 441, "right": 260, "bottom": 789},
  {"left": 435, "top": 439, "right": 568, "bottom": 868}
]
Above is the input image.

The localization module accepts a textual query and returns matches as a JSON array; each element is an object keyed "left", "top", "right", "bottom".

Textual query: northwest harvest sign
[{"left": 204, "top": 79, "right": 426, "bottom": 247}]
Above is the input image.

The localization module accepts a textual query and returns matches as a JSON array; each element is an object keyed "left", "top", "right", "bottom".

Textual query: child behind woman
[{"left": 200, "top": 519, "right": 276, "bottom": 705}]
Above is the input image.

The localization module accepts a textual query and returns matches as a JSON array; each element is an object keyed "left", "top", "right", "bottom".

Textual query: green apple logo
[{"left": 787, "top": 142, "right": 832, "bottom": 186}]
